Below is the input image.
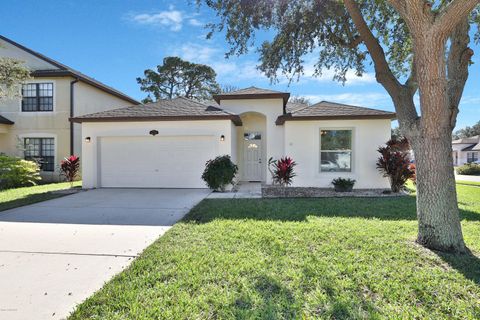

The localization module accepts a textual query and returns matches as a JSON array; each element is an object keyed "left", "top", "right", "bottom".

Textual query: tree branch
[{"left": 433, "top": 0, "right": 480, "bottom": 38}]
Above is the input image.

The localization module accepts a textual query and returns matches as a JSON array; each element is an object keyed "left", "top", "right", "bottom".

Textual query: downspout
[{"left": 70, "top": 78, "right": 79, "bottom": 155}]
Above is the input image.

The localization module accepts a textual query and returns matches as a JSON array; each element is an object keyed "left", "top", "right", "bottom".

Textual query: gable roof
[
  {"left": 0, "top": 115, "right": 14, "bottom": 125},
  {"left": 213, "top": 86, "right": 290, "bottom": 111},
  {"left": 70, "top": 97, "right": 242, "bottom": 126},
  {"left": 276, "top": 101, "right": 396, "bottom": 124},
  {"left": 0, "top": 35, "right": 139, "bottom": 105}
]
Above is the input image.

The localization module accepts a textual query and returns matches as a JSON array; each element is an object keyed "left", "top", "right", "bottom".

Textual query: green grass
[
  {"left": 0, "top": 181, "right": 81, "bottom": 212},
  {"left": 70, "top": 186, "right": 480, "bottom": 320},
  {"left": 456, "top": 180, "right": 480, "bottom": 187}
]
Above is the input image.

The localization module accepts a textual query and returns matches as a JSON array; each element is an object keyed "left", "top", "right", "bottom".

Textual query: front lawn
[
  {"left": 70, "top": 185, "right": 480, "bottom": 319},
  {"left": 0, "top": 181, "right": 81, "bottom": 212}
]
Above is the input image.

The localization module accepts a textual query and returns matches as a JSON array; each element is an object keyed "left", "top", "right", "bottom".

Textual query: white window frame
[
  {"left": 18, "top": 80, "right": 56, "bottom": 114},
  {"left": 318, "top": 127, "right": 355, "bottom": 174},
  {"left": 467, "top": 151, "right": 479, "bottom": 163}
]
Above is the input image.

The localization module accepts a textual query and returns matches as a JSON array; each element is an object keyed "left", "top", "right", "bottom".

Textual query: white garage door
[{"left": 99, "top": 136, "right": 217, "bottom": 188}]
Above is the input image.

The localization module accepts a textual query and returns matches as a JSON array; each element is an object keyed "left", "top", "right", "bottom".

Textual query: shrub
[
  {"left": 60, "top": 155, "right": 80, "bottom": 186},
  {"left": 376, "top": 138, "right": 415, "bottom": 193},
  {"left": 456, "top": 163, "right": 480, "bottom": 175},
  {"left": 272, "top": 157, "right": 297, "bottom": 186},
  {"left": 409, "top": 163, "right": 417, "bottom": 184},
  {"left": 0, "top": 155, "right": 41, "bottom": 190},
  {"left": 331, "top": 177, "right": 356, "bottom": 192},
  {"left": 202, "top": 155, "right": 238, "bottom": 191}
]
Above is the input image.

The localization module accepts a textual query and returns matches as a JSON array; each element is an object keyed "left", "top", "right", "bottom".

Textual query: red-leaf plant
[
  {"left": 376, "top": 138, "right": 415, "bottom": 192},
  {"left": 60, "top": 155, "right": 80, "bottom": 187},
  {"left": 273, "top": 157, "right": 297, "bottom": 187}
]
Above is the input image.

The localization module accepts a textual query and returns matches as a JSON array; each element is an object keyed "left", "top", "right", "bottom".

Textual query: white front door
[{"left": 243, "top": 132, "right": 263, "bottom": 181}]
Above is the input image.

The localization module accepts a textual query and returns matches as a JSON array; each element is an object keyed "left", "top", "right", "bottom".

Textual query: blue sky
[{"left": 1, "top": 0, "right": 479, "bottom": 129}]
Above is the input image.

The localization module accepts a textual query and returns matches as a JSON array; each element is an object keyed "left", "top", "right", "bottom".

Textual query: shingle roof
[
  {"left": 0, "top": 35, "right": 139, "bottom": 105},
  {"left": 213, "top": 86, "right": 290, "bottom": 110},
  {"left": 0, "top": 115, "right": 14, "bottom": 125},
  {"left": 285, "top": 101, "right": 309, "bottom": 113},
  {"left": 71, "top": 97, "right": 242, "bottom": 125},
  {"left": 218, "top": 86, "right": 288, "bottom": 96},
  {"left": 452, "top": 135, "right": 479, "bottom": 145},
  {"left": 276, "top": 101, "right": 396, "bottom": 124}
]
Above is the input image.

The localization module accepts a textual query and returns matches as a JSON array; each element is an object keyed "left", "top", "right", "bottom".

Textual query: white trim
[
  {"left": 18, "top": 133, "right": 58, "bottom": 172},
  {"left": 18, "top": 79, "right": 57, "bottom": 114},
  {"left": 316, "top": 127, "right": 356, "bottom": 176}
]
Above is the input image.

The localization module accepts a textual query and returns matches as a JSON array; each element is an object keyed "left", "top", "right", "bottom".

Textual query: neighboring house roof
[
  {"left": 70, "top": 97, "right": 243, "bottom": 126},
  {"left": 213, "top": 86, "right": 290, "bottom": 111},
  {"left": 276, "top": 101, "right": 396, "bottom": 124},
  {"left": 452, "top": 135, "right": 480, "bottom": 144},
  {"left": 0, "top": 35, "right": 139, "bottom": 105},
  {"left": 0, "top": 115, "right": 14, "bottom": 125},
  {"left": 452, "top": 135, "right": 480, "bottom": 151},
  {"left": 285, "top": 101, "right": 309, "bottom": 113}
]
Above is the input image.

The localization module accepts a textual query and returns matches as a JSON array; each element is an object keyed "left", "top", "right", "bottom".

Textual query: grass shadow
[
  {"left": 185, "top": 196, "right": 480, "bottom": 223},
  {"left": 435, "top": 250, "right": 480, "bottom": 285},
  {"left": 0, "top": 192, "right": 65, "bottom": 212}
]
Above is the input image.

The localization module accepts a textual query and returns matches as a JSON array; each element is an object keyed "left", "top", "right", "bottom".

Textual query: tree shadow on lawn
[
  {"left": 0, "top": 192, "right": 65, "bottom": 212},
  {"left": 185, "top": 196, "right": 480, "bottom": 223},
  {"left": 435, "top": 250, "right": 480, "bottom": 285},
  {"left": 230, "top": 274, "right": 377, "bottom": 319}
]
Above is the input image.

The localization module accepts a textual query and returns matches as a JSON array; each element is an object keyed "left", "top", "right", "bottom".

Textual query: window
[
  {"left": 320, "top": 129, "right": 352, "bottom": 172},
  {"left": 22, "top": 83, "right": 54, "bottom": 111},
  {"left": 24, "top": 138, "right": 55, "bottom": 171},
  {"left": 467, "top": 152, "right": 478, "bottom": 163},
  {"left": 244, "top": 132, "right": 261, "bottom": 140}
]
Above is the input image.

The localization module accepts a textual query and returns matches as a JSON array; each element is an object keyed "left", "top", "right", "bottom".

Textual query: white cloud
[
  {"left": 303, "top": 92, "right": 392, "bottom": 108},
  {"left": 300, "top": 63, "right": 376, "bottom": 85},
  {"left": 130, "top": 7, "right": 184, "bottom": 31},
  {"left": 174, "top": 43, "right": 265, "bottom": 81},
  {"left": 188, "top": 18, "right": 203, "bottom": 27}
]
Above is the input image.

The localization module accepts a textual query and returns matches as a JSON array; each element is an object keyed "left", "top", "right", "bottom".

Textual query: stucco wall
[
  {"left": 284, "top": 119, "right": 392, "bottom": 189},
  {"left": 81, "top": 120, "right": 235, "bottom": 188},
  {"left": 0, "top": 38, "right": 57, "bottom": 70}
]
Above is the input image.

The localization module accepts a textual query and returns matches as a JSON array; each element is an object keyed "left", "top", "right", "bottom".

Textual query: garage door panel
[{"left": 99, "top": 136, "right": 216, "bottom": 188}]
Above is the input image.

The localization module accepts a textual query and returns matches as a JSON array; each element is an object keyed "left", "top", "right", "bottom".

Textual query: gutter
[{"left": 70, "top": 78, "right": 79, "bottom": 155}]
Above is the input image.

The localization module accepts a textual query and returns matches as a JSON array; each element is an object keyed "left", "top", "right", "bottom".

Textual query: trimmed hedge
[{"left": 456, "top": 163, "right": 480, "bottom": 175}]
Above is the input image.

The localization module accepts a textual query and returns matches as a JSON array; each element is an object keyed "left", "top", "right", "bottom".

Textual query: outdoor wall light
[
  {"left": 85, "top": 137, "right": 91, "bottom": 143},
  {"left": 220, "top": 135, "right": 225, "bottom": 141}
]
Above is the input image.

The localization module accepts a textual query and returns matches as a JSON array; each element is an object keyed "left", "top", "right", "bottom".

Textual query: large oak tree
[{"left": 200, "top": 0, "right": 480, "bottom": 253}]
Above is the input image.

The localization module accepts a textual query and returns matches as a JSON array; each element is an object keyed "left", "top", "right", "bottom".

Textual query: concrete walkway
[
  {"left": 207, "top": 182, "right": 262, "bottom": 199},
  {"left": 0, "top": 188, "right": 210, "bottom": 320},
  {"left": 455, "top": 173, "right": 480, "bottom": 183}
]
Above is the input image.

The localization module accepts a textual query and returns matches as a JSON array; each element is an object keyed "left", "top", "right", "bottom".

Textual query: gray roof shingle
[
  {"left": 71, "top": 97, "right": 242, "bottom": 125},
  {"left": 276, "top": 101, "right": 395, "bottom": 124}
]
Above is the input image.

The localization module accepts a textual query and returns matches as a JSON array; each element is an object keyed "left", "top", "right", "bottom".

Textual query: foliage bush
[
  {"left": 331, "top": 177, "right": 356, "bottom": 192},
  {"left": 456, "top": 163, "right": 480, "bottom": 175},
  {"left": 272, "top": 157, "right": 297, "bottom": 187},
  {"left": 60, "top": 155, "right": 80, "bottom": 186},
  {"left": 202, "top": 155, "right": 238, "bottom": 191},
  {"left": 376, "top": 138, "right": 415, "bottom": 193},
  {"left": 0, "top": 155, "right": 41, "bottom": 190}
]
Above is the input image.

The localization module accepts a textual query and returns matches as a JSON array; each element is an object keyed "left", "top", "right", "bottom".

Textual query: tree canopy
[
  {"left": 137, "top": 56, "right": 221, "bottom": 102},
  {"left": 453, "top": 120, "right": 480, "bottom": 139},
  {"left": 0, "top": 57, "right": 30, "bottom": 100}
]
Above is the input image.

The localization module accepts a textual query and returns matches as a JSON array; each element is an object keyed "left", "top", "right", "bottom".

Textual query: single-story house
[
  {"left": 71, "top": 87, "right": 395, "bottom": 189},
  {"left": 452, "top": 135, "right": 480, "bottom": 166}
]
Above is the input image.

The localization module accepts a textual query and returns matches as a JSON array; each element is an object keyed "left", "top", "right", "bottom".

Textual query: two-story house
[{"left": 0, "top": 35, "right": 139, "bottom": 181}]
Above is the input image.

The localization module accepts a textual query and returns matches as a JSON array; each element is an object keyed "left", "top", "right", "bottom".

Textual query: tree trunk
[
  {"left": 410, "top": 135, "right": 466, "bottom": 253},
  {"left": 407, "top": 34, "right": 467, "bottom": 253}
]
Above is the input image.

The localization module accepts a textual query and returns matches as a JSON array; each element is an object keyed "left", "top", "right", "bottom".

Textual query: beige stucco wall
[
  {"left": 0, "top": 38, "right": 57, "bottom": 70},
  {"left": 81, "top": 120, "right": 235, "bottom": 188},
  {"left": 0, "top": 76, "right": 133, "bottom": 181},
  {"left": 284, "top": 119, "right": 392, "bottom": 189}
]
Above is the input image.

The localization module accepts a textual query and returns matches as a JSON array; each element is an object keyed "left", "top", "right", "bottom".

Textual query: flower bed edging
[{"left": 261, "top": 185, "right": 408, "bottom": 198}]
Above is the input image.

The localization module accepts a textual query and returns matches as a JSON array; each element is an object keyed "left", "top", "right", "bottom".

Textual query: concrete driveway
[{"left": 0, "top": 188, "right": 210, "bottom": 320}]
